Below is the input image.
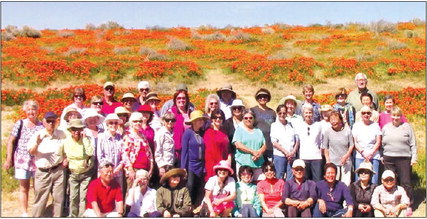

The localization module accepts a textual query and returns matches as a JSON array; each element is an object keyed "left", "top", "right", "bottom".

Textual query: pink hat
[{"left": 213, "top": 160, "right": 234, "bottom": 175}]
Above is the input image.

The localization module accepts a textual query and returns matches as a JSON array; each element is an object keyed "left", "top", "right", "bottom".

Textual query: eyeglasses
[
  {"left": 45, "top": 119, "right": 56, "bottom": 124},
  {"left": 105, "top": 87, "right": 114, "bottom": 91},
  {"left": 74, "top": 95, "right": 84, "bottom": 99},
  {"left": 361, "top": 112, "right": 372, "bottom": 115},
  {"left": 278, "top": 112, "right": 286, "bottom": 115},
  {"left": 132, "top": 120, "right": 143, "bottom": 123},
  {"left": 359, "top": 170, "right": 371, "bottom": 175},
  {"left": 165, "top": 119, "right": 176, "bottom": 123},
  {"left": 139, "top": 88, "right": 150, "bottom": 92},
  {"left": 384, "top": 178, "right": 395, "bottom": 182},
  {"left": 265, "top": 168, "right": 275, "bottom": 172},
  {"left": 244, "top": 117, "right": 253, "bottom": 120},
  {"left": 212, "top": 116, "right": 223, "bottom": 120},
  {"left": 122, "top": 99, "right": 135, "bottom": 103},
  {"left": 232, "top": 106, "right": 243, "bottom": 111},
  {"left": 70, "top": 128, "right": 83, "bottom": 132},
  {"left": 209, "top": 102, "right": 218, "bottom": 106},
  {"left": 307, "top": 126, "right": 310, "bottom": 136},
  {"left": 92, "top": 102, "right": 103, "bottom": 106},
  {"left": 294, "top": 168, "right": 304, "bottom": 172},
  {"left": 108, "top": 121, "right": 119, "bottom": 125}
]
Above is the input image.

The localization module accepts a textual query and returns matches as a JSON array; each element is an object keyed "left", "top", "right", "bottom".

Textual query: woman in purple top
[
  {"left": 313, "top": 163, "right": 354, "bottom": 217},
  {"left": 168, "top": 90, "right": 192, "bottom": 168},
  {"left": 181, "top": 110, "right": 208, "bottom": 207},
  {"left": 378, "top": 95, "right": 407, "bottom": 129},
  {"left": 3, "top": 100, "right": 44, "bottom": 217}
]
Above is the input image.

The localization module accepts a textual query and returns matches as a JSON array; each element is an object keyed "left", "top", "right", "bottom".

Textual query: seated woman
[
  {"left": 156, "top": 168, "right": 192, "bottom": 217},
  {"left": 202, "top": 160, "right": 236, "bottom": 217},
  {"left": 313, "top": 163, "right": 353, "bottom": 217},
  {"left": 371, "top": 170, "right": 410, "bottom": 217},
  {"left": 233, "top": 166, "right": 261, "bottom": 217},
  {"left": 126, "top": 169, "right": 161, "bottom": 217},
  {"left": 257, "top": 161, "right": 285, "bottom": 217},
  {"left": 349, "top": 161, "right": 377, "bottom": 217}
]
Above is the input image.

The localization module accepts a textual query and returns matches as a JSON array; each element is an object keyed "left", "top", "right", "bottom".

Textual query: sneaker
[
  {"left": 406, "top": 207, "right": 413, "bottom": 217},
  {"left": 21, "top": 213, "right": 29, "bottom": 217}
]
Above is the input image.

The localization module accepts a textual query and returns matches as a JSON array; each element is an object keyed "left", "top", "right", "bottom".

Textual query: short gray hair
[
  {"left": 354, "top": 72, "right": 367, "bottom": 81},
  {"left": 23, "top": 100, "right": 39, "bottom": 111},
  {"left": 302, "top": 103, "right": 313, "bottom": 113}
]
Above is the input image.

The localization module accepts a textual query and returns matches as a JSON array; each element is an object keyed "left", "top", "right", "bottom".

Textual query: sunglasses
[
  {"left": 74, "top": 95, "right": 84, "bottom": 99},
  {"left": 117, "top": 114, "right": 129, "bottom": 118},
  {"left": 108, "top": 121, "right": 119, "bottom": 125},
  {"left": 45, "top": 119, "right": 56, "bottom": 124},
  {"left": 132, "top": 120, "right": 143, "bottom": 123},
  {"left": 139, "top": 88, "right": 150, "bottom": 92},
  {"left": 212, "top": 117, "right": 223, "bottom": 120},
  {"left": 165, "top": 119, "right": 176, "bottom": 123},
  {"left": 244, "top": 117, "right": 253, "bottom": 120},
  {"left": 257, "top": 95, "right": 269, "bottom": 99},
  {"left": 176, "top": 97, "right": 186, "bottom": 100},
  {"left": 384, "top": 178, "right": 395, "bottom": 182},
  {"left": 359, "top": 170, "right": 371, "bottom": 175},
  {"left": 105, "top": 87, "right": 114, "bottom": 91},
  {"left": 92, "top": 102, "right": 103, "bottom": 106},
  {"left": 294, "top": 167, "right": 305, "bottom": 172},
  {"left": 122, "top": 99, "right": 135, "bottom": 103},
  {"left": 70, "top": 128, "right": 83, "bottom": 132},
  {"left": 232, "top": 106, "right": 243, "bottom": 111},
  {"left": 209, "top": 102, "right": 218, "bottom": 106},
  {"left": 361, "top": 112, "right": 372, "bottom": 115}
]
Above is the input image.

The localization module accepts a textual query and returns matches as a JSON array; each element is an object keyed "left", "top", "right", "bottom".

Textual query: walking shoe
[
  {"left": 21, "top": 213, "right": 29, "bottom": 217},
  {"left": 406, "top": 207, "right": 413, "bottom": 217}
]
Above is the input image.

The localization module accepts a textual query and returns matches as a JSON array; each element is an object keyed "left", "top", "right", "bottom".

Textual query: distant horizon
[{"left": 1, "top": 1, "right": 425, "bottom": 30}]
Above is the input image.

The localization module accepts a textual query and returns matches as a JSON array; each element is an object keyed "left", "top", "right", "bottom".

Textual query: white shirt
[
  {"left": 205, "top": 176, "right": 236, "bottom": 196},
  {"left": 220, "top": 101, "right": 232, "bottom": 120},
  {"left": 125, "top": 186, "right": 157, "bottom": 217},
  {"left": 352, "top": 121, "right": 382, "bottom": 160},
  {"left": 154, "top": 126, "right": 175, "bottom": 168},
  {"left": 28, "top": 129, "right": 66, "bottom": 169},
  {"left": 270, "top": 120, "right": 297, "bottom": 157},
  {"left": 295, "top": 121, "right": 323, "bottom": 160}
]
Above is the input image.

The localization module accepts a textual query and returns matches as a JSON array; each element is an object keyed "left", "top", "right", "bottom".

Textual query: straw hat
[
  {"left": 231, "top": 99, "right": 245, "bottom": 108},
  {"left": 160, "top": 168, "right": 186, "bottom": 185},
  {"left": 282, "top": 95, "right": 298, "bottom": 105},
  {"left": 213, "top": 160, "right": 234, "bottom": 175},
  {"left": 83, "top": 108, "right": 105, "bottom": 126},
  {"left": 121, "top": 93, "right": 136, "bottom": 102},
  {"left": 103, "top": 81, "right": 115, "bottom": 89},
  {"left": 145, "top": 92, "right": 161, "bottom": 102},
  {"left": 67, "top": 119, "right": 85, "bottom": 130},
  {"left": 104, "top": 113, "right": 123, "bottom": 125},
  {"left": 355, "top": 160, "right": 376, "bottom": 174},
  {"left": 216, "top": 84, "right": 236, "bottom": 99},
  {"left": 184, "top": 110, "right": 209, "bottom": 125},
  {"left": 320, "top": 104, "right": 333, "bottom": 112},
  {"left": 115, "top": 106, "right": 131, "bottom": 115}
]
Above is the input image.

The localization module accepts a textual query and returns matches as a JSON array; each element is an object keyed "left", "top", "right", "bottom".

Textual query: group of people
[{"left": 3, "top": 72, "right": 417, "bottom": 217}]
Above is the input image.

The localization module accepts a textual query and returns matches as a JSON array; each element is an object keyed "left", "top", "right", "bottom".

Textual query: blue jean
[
  {"left": 303, "top": 159, "right": 322, "bottom": 182},
  {"left": 313, "top": 202, "right": 348, "bottom": 217},
  {"left": 355, "top": 158, "right": 380, "bottom": 184},
  {"left": 273, "top": 155, "right": 293, "bottom": 180},
  {"left": 240, "top": 204, "right": 259, "bottom": 217}
]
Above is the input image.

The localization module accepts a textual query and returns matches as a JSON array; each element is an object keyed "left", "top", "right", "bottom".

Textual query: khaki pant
[
  {"left": 69, "top": 170, "right": 93, "bottom": 217},
  {"left": 374, "top": 209, "right": 406, "bottom": 217},
  {"left": 31, "top": 165, "right": 64, "bottom": 217}
]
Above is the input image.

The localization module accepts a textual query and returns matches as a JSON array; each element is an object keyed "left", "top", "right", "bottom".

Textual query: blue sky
[{"left": 1, "top": 1, "right": 425, "bottom": 29}]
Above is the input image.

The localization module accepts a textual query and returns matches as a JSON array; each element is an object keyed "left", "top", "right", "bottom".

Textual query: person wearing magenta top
[
  {"left": 204, "top": 109, "right": 232, "bottom": 181},
  {"left": 101, "top": 82, "right": 123, "bottom": 115},
  {"left": 181, "top": 110, "right": 208, "bottom": 207},
  {"left": 257, "top": 161, "right": 285, "bottom": 217},
  {"left": 378, "top": 95, "right": 408, "bottom": 129},
  {"left": 168, "top": 90, "right": 192, "bottom": 168}
]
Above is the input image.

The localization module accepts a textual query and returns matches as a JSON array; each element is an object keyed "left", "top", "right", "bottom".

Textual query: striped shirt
[{"left": 96, "top": 131, "right": 124, "bottom": 173}]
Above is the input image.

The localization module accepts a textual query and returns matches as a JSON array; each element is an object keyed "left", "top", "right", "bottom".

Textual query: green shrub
[
  {"left": 57, "top": 31, "right": 75, "bottom": 38},
  {"left": 369, "top": 20, "right": 397, "bottom": 34},
  {"left": 167, "top": 37, "right": 192, "bottom": 51}
]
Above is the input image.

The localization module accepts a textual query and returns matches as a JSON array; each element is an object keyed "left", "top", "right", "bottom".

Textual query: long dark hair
[{"left": 173, "top": 90, "right": 190, "bottom": 112}]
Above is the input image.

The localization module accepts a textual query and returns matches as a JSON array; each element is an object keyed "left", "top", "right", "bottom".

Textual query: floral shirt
[
  {"left": 123, "top": 130, "right": 153, "bottom": 171},
  {"left": 11, "top": 119, "right": 44, "bottom": 171}
]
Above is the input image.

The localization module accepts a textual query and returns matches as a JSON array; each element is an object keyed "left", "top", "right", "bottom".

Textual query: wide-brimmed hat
[
  {"left": 216, "top": 84, "right": 236, "bottom": 99},
  {"left": 184, "top": 110, "right": 209, "bottom": 125},
  {"left": 360, "top": 105, "right": 372, "bottom": 113},
  {"left": 145, "top": 92, "right": 161, "bottom": 102},
  {"left": 213, "top": 160, "right": 234, "bottom": 175},
  {"left": 176, "top": 83, "right": 188, "bottom": 91},
  {"left": 83, "top": 108, "right": 105, "bottom": 126},
  {"left": 382, "top": 170, "right": 395, "bottom": 180},
  {"left": 129, "top": 112, "right": 143, "bottom": 122},
  {"left": 255, "top": 89, "right": 271, "bottom": 99},
  {"left": 137, "top": 105, "right": 153, "bottom": 114},
  {"left": 121, "top": 93, "right": 136, "bottom": 102},
  {"left": 320, "top": 104, "right": 333, "bottom": 112},
  {"left": 67, "top": 119, "right": 85, "bottom": 130},
  {"left": 292, "top": 159, "right": 306, "bottom": 168},
  {"left": 103, "top": 81, "right": 115, "bottom": 89},
  {"left": 115, "top": 106, "right": 131, "bottom": 115},
  {"left": 160, "top": 168, "right": 186, "bottom": 185},
  {"left": 231, "top": 99, "right": 245, "bottom": 108},
  {"left": 104, "top": 113, "right": 123, "bottom": 125},
  {"left": 355, "top": 160, "right": 376, "bottom": 174},
  {"left": 282, "top": 95, "right": 298, "bottom": 105},
  {"left": 64, "top": 107, "right": 81, "bottom": 120}
]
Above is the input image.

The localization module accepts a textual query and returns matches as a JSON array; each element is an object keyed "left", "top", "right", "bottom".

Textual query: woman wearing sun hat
[
  {"left": 156, "top": 168, "right": 192, "bottom": 217},
  {"left": 202, "top": 160, "right": 236, "bottom": 217},
  {"left": 349, "top": 161, "right": 377, "bottom": 217},
  {"left": 145, "top": 92, "right": 162, "bottom": 132},
  {"left": 121, "top": 92, "right": 137, "bottom": 113},
  {"left": 82, "top": 108, "right": 105, "bottom": 149},
  {"left": 181, "top": 110, "right": 209, "bottom": 207},
  {"left": 96, "top": 113, "right": 125, "bottom": 190},
  {"left": 114, "top": 106, "right": 131, "bottom": 136}
]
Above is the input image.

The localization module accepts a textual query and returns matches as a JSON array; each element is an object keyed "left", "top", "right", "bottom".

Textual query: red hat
[{"left": 137, "top": 104, "right": 153, "bottom": 113}]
